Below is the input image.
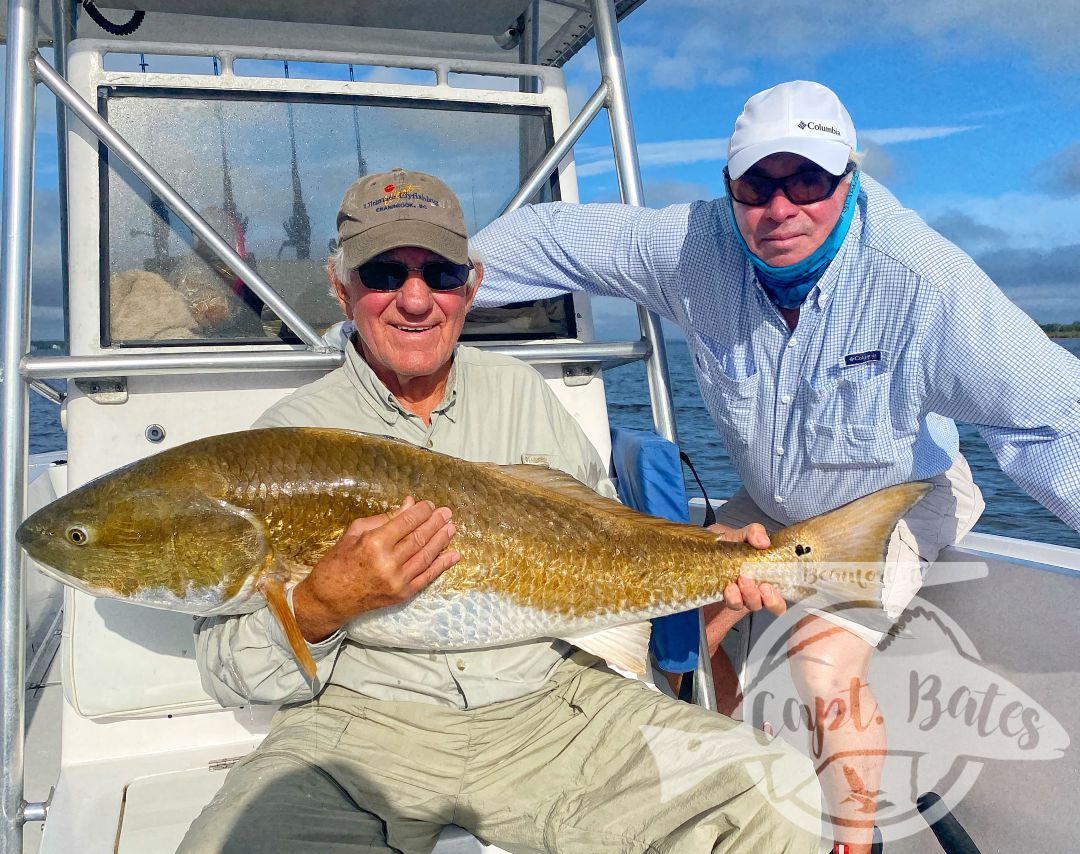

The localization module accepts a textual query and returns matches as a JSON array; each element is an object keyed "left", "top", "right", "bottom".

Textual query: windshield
[{"left": 100, "top": 89, "right": 568, "bottom": 345}]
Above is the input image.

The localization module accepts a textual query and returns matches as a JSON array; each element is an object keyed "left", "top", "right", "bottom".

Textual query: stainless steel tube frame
[
  {"left": 21, "top": 340, "right": 650, "bottom": 380},
  {"left": 50, "top": 0, "right": 77, "bottom": 326},
  {"left": 33, "top": 54, "right": 329, "bottom": 351},
  {"left": 503, "top": 82, "right": 608, "bottom": 215},
  {"left": 590, "top": 0, "right": 716, "bottom": 711},
  {"left": 29, "top": 378, "right": 64, "bottom": 405},
  {"left": 590, "top": 0, "right": 678, "bottom": 442},
  {"left": 1, "top": 0, "right": 40, "bottom": 847}
]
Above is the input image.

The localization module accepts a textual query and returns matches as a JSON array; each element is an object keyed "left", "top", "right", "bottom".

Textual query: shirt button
[
  {"left": 456, "top": 659, "right": 466, "bottom": 671},
  {"left": 774, "top": 495, "right": 784, "bottom": 504},
  {"left": 787, "top": 336, "right": 797, "bottom": 348},
  {"left": 427, "top": 439, "right": 434, "bottom": 448},
  {"left": 774, "top": 446, "right": 784, "bottom": 456},
  {"left": 780, "top": 393, "right": 792, "bottom": 405}
]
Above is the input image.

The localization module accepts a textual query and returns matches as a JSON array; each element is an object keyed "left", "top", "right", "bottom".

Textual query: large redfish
[{"left": 17, "top": 427, "right": 929, "bottom": 678}]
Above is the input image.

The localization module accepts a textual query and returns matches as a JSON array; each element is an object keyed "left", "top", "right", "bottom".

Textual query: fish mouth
[{"left": 15, "top": 515, "right": 40, "bottom": 550}]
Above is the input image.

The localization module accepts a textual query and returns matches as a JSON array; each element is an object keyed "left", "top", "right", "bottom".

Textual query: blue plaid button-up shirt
[{"left": 472, "top": 175, "right": 1080, "bottom": 531}]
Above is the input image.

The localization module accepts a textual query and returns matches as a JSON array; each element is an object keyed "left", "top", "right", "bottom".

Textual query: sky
[
  {"left": 2, "top": 0, "right": 1079, "bottom": 341},
  {"left": 561, "top": 0, "right": 1080, "bottom": 339}
]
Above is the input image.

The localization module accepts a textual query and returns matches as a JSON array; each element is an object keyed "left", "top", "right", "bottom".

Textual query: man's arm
[
  {"left": 470, "top": 202, "right": 696, "bottom": 321},
  {"left": 195, "top": 593, "right": 343, "bottom": 707},
  {"left": 921, "top": 267, "right": 1080, "bottom": 532}
]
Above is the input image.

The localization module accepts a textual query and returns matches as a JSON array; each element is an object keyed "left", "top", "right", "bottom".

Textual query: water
[
  {"left": 603, "top": 337, "right": 1080, "bottom": 550},
  {"left": 29, "top": 385, "right": 67, "bottom": 457},
  {"left": 26, "top": 340, "right": 1080, "bottom": 548}
]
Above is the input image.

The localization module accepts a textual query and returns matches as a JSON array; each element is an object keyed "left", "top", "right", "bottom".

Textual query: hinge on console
[
  {"left": 208, "top": 757, "right": 243, "bottom": 772},
  {"left": 562, "top": 363, "right": 597, "bottom": 387},
  {"left": 73, "top": 376, "right": 128, "bottom": 404}
]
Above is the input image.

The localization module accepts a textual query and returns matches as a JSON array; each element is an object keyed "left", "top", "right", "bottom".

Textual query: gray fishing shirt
[{"left": 195, "top": 342, "right": 616, "bottom": 710}]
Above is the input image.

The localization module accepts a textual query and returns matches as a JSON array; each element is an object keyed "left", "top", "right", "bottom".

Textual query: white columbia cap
[{"left": 727, "top": 81, "right": 856, "bottom": 179}]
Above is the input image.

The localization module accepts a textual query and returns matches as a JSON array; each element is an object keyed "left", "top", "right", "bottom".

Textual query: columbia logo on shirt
[{"left": 844, "top": 350, "right": 882, "bottom": 367}]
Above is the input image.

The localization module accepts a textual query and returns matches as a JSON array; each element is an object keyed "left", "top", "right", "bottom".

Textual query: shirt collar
[
  {"left": 812, "top": 194, "right": 864, "bottom": 310},
  {"left": 342, "top": 337, "right": 461, "bottom": 425}
]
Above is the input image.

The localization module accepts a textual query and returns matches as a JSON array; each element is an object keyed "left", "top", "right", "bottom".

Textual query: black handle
[{"left": 917, "top": 792, "right": 982, "bottom": 854}]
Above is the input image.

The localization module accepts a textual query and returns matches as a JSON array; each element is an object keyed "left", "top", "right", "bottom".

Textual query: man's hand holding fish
[{"left": 293, "top": 495, "right": 460, "bottom": 643}]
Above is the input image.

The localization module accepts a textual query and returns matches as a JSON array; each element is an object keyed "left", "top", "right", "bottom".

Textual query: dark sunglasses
[
  {"left": 355, "top": 259, "right": 472, "bottom": 292},
  {"left": 724, "top": 161, "right": 855, "bottom": 206}
]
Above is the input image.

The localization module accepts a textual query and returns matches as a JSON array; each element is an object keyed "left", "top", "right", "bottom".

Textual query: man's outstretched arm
[{"left": 470, "top": 201, "right": 694, "bottom": 322}]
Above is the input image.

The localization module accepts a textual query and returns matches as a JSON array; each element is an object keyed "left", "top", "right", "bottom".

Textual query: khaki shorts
[
  {"left": 179, "top": 653, "right": 822, "bottom": 854},
  {"left": 714, "top": 455, "right": 985, "bottom": 646}
]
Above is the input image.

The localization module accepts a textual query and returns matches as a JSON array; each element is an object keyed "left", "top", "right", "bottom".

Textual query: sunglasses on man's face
[
  {"left": 355, "top": 259, "right": 472, "bottom": 292},
  {"left": 724, "top": 161, "right": 855, "bottom": 207}
]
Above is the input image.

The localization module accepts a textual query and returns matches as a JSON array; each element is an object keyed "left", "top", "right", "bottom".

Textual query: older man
[
  {"left": 179, "top": 169, "right": 821, "bottom": 854},
  {"left": 471, "top": 82, "right": 1080, "bottom": 853}
]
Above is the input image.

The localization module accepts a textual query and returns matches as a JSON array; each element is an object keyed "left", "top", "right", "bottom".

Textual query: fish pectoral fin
[
  {"left": 562, "top": 622, "right": 652, "bottom": 675},
  {"left": 259, "top": 570, "right": 319, "bottom": 683}
]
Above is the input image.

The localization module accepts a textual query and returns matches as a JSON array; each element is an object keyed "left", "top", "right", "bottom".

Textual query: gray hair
[{"left": 329, "top": 245, "right": 350, "bottom": 289}]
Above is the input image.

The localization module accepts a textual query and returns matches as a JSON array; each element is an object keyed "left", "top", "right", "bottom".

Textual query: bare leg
[{"left": 788, "top": 616, "right": 881, "bottom": 854}]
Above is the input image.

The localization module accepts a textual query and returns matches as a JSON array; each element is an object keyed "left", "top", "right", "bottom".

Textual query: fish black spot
[{"left": 794, "top": 544, "right": 811, "bottom": 557}]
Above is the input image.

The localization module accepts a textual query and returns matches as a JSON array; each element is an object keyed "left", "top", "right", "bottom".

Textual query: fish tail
[
  {"left": 769, "top": 482, "right": 933, "bottom": 632},
  {"left": 261, "top": 574, "right": 318, "bottom": 681}
]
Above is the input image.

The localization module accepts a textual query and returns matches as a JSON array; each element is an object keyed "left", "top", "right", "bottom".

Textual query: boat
[{"left": 1, "top": 2, "right": 1076, "bottom": 852}]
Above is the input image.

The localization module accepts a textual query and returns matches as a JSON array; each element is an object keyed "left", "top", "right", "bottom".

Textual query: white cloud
[
  {"left": 575, "top": 125, "right": 976, "bottom": 177},
  {"left": 618, "top": 0, "right": 1080, "bottom": 84},
  {"left": 918, "top": 190, "right": 1080, "bottom": 248},
  {"left": 861, "top": 126, "right": 979, "bottom": 145},
  {"left": 576, "top": 137, "right": 729, "bottom": 177},
  {"left": 1036, "top": 142, "right": 1080, "bottom": 197}
]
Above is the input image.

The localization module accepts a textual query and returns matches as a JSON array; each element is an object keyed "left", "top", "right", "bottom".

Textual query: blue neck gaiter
[{"left": 726, "top": 171, "right": 860, "bottom": 310}]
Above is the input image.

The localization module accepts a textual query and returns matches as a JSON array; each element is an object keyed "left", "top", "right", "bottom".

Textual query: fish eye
[{"left": 66, "top": 526, "right": 89, "bottom": 546}]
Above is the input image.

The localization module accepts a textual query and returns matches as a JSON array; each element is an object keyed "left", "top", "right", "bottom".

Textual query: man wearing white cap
[{"left": 471, "top": 81, "right": 1080, "bottom": 853}]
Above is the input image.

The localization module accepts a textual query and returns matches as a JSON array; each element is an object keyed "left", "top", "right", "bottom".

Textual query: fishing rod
[
  {"left": 278, "top": 60, "right": 311, "bottom": 261},
  {"left": 348, "top": 64, "right": 368, "bottom": 178}
]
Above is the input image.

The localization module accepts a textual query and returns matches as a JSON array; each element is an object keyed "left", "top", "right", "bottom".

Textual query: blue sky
[
  {"left": 3, "top": 0, "right": 1079, "bottom": 340},
  {"left": 561, "top": 0, "right": 1080, "bottom": 338}
]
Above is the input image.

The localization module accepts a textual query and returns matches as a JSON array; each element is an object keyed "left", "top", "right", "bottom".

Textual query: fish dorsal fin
[
  {"left": 562, "top": 622, "right": 652, "bottom": 675},
  {"left": 495, "top": 464, "right": 720, "bottom": 542}
]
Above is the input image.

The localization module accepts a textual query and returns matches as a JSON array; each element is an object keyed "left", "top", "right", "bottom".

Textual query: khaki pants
[
  {"left": 179, "top": 654, "right": 822, "bottom": 853},
  {"left": 715, "top": 455, "right": 985, "bottom": 645}
]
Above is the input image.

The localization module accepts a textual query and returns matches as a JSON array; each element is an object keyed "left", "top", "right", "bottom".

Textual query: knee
[{"left": 788, "top": 621, "right": 872, "bottom": 703}]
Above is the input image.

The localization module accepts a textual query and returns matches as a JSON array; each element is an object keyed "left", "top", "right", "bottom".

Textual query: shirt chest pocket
[
  {"left": 804, "top": 364, "right": 896, "bottom": 468},
  {"left": 693, "top": 342, "right": 759, "bottom": 451}
]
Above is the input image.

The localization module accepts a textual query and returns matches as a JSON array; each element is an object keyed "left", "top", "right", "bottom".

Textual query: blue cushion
[{"left": 609, "top": 427, "right": 700, "bottom": 673}]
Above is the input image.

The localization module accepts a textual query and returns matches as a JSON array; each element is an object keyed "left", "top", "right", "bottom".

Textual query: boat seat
[
  {"left": 609, "top": 426, "right": 701, "bottom": 675},
  {"left": 60, "top": 380, "right": 308, "bottom": 720}
]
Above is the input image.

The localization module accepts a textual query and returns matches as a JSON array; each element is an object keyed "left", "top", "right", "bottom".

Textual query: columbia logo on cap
[{"left": 797, "top": 120, "right": 841, "bottom": 136}]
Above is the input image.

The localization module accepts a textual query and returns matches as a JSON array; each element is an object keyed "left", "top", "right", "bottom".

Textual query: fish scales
[{"left": 17, "top": 427, "right": 932, "bottom": 668}]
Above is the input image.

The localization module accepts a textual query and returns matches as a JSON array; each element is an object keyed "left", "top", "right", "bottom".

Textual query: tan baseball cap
[{"left": 336, "top": 168, "right": 469, "bottom": 269}]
